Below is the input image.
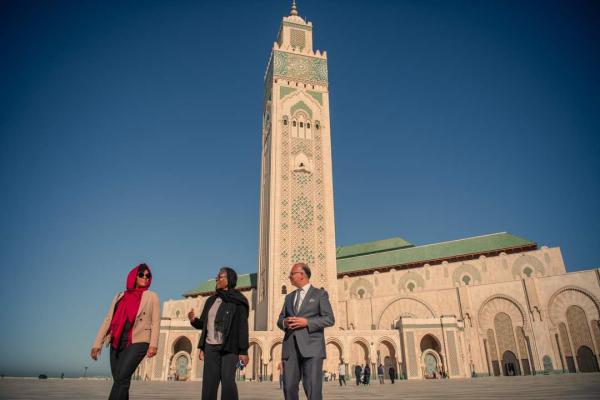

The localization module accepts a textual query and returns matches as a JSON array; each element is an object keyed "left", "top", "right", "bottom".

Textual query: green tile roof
[
  {"left": 184, "top": 232, "right": 535, "bottom": 296},
  {"left": 336, "top": 237, "right": 413, "bottom": 259},
  {"left": 336, "top": 232, "right": 535, "bottom": 274},
  {"left": 183, "top": 273, "right": 257, "bottom": 297}
]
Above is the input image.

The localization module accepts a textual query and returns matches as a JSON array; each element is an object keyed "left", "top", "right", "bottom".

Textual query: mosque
[{"left": 137, "top": 2, "right": 600, "bottom": 382}]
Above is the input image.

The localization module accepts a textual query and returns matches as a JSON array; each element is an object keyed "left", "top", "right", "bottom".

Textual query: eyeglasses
[{"left": 138, "top": 272, "right": 151, "bottom": 279}]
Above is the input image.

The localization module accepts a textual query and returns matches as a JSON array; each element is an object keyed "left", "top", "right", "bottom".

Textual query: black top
[{"left": 191, "top": 294, "right": 249, "bottom": 355}]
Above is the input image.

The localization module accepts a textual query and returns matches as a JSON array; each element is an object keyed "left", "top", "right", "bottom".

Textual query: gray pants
[
  {"left": 109, "top": 342, "right": 149, "bottom": 400},
  {"left": 202, "top": 344, "right": 239, "bottom": 400},
  {"left": 283, "top": 337, "right": 323, "bottom": 400}
]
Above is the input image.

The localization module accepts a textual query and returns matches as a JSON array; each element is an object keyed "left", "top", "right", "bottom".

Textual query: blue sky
[{"left": 0, "top": 0, "right": 598, "bottom": 377}]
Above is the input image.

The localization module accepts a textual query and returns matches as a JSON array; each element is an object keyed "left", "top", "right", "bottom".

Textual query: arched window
[
  {"left": 357, "top": 288, "right": 365, "bottom": 299},
  {"left": 292, "top": 121, "right": 297, "bottom": 127},
  {"left": 407, "top": 282, "right": 415, "bottom": 292},
  {"left": 523, "top": 267, "right": 533, "bottom": 278},
  {"left": 281, "top": 285, "right": 287, "bottom": 295}
]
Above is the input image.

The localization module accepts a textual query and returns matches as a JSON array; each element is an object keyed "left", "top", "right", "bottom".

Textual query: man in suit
[{"left": 277, "top": 262, "right": 335, "bottom": 400}]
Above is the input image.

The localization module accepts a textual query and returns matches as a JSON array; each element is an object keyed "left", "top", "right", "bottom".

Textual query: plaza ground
[{"left": 1, "top": 374, "right": 600, "bottom": 399}]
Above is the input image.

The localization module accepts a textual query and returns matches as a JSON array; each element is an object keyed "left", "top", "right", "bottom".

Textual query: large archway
[
  {"left": 170, "top": 336, "right": 193, "bottom": 381},
  {"left": 502, "top": 351, "right": 520, "bottom": 376},
  {"left": 246, "top": 341, "right": 264, "bottom": 381},
  {"left": 576, "top": 346, "right": 600, "bottom": 372},
  {"left": 420, "top": 334, "right": 443, "bottom": 378},
  {"left": 324, "top": 340, "right": 343, "bottom": 377},
  {"left": 377, "top": 340, "right": 397, "bottom": 380},
  {"left": 269, "top": 341, "right": 283, "bottom": 381},
  {"left": 349, "top": 340, "right": 370, "bottom": 377}
]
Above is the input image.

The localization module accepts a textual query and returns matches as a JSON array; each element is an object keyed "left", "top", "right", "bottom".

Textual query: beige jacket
[{"left": 93, "top": 290, "right": 160, "bottom": 349}]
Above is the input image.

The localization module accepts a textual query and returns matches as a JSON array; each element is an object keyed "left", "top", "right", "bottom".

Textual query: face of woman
[
  {"left": 136, "top": 269, "right": 151, "bottom": 288},
  {"left": 215, "top": 271, "right": 228, "bottom": 290}
]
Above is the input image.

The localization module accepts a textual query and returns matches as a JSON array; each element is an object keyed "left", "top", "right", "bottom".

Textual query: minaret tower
[{"left": 255, "top": 1, "right": 338, "bottom": 330}]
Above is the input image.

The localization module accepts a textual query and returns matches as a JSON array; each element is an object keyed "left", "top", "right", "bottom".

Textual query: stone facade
[{"left": 136, "top": 3, "right": 600, "bottom": 382}]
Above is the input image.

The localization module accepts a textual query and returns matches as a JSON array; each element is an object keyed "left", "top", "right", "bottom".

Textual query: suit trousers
[
  {"left": 283, "top": 336, "right": 323, "bottom": 400},
  {"left": 109, "top": 342, "right": 149, "bottom": 400},
  {"left": 202, "top": 344, "right": 239, "bottom": 400}
]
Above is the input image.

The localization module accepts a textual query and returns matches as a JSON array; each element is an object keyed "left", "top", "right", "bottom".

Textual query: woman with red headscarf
[{"left": 91, "top": 263, "right": 160, "bottom": 400}]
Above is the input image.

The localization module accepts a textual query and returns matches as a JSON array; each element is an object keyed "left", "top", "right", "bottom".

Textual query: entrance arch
[
  {"left": 324, "top": 340, "right": 343, "bottom": 377},
  {"left": 247, "top": 341, "right": 264, "bottom": 381},
  {"left": 170, "top": 336, "right": 193, "bottom": 380},
  {"left": 576, "top": 346, "right": 600, "bottom": 372},
  {"left": 502, "top": 351, "right": 520, "bottom": 376},
  {"left": 269, "top": 341, "right": 283, "bottom": 381},
  {"left": 420, "top": 335, "right": 443, "bottom": 378},
  {"left": 377, "top": 340, "right": 397, "bottom": 378}
]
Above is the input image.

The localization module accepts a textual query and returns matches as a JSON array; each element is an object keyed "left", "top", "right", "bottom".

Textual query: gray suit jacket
[{"left": 277, "top": 285, "right": 335, "bottom": 359}]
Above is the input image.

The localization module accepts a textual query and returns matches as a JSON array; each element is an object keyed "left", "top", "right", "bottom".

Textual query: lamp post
[{"left": 84, "top": 366, "right": 88, "bottom": 378}]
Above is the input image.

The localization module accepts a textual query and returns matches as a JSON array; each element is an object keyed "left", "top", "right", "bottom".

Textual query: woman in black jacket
[{"left": 188, "top": 267, "right": 249, "bottom": 400}]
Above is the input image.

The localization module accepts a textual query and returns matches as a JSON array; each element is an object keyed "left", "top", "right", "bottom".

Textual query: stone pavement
[{"left": 1, "top": 374, "right": 600, "bottom": 399}]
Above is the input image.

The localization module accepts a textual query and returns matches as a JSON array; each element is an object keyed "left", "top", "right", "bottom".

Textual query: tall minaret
[{"left": 255, "top": 1, "right": 338, "bottom": 330}]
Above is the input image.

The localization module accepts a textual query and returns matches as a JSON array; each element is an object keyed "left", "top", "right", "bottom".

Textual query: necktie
[{"left": 294, "top": 289, "right": 303, "bottom": 314}]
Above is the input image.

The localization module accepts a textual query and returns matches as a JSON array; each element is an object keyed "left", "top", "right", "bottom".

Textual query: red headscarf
[{"left": 109, "top": 264, "right": 152, "bottom": 349}]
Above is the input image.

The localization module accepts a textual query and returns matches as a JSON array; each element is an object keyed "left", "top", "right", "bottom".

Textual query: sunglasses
[{"left": 138, "top": 272, "right": 152, "bottom": 279}]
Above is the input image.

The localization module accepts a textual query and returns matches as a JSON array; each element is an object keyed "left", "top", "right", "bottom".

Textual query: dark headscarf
[{"left": 215, "top": 267, "right": 249, "bottom": 310}]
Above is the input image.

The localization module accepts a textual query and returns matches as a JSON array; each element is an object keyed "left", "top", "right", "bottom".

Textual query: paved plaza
[{"left": 1, "top": 374, "right": 600, "bottom": 400}]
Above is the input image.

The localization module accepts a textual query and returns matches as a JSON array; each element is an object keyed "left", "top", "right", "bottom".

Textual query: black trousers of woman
[
  {"left": 109, "top": 342, "right": 149, "bottom": 400},
  {"left": 202, "top": 343, "right": 239, "bottom": 400}
]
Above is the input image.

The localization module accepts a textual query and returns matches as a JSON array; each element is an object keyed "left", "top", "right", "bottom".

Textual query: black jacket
[{"left": 191, "top": 294, "right": 249, "bottom": 355}]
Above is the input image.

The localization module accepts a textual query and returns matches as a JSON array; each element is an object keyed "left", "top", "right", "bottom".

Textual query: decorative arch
[
  {"left": 511, "top": 254, "right": 545, "bottom": 278},
  {"left": 452, "top": 264, "right": 482, "bottom": 286},
  {"left": 420, "top": 334, "right": 442, "bottom": 353},
  {"left": 349, "top": 278, "right": 374, "bottom": 299},
  {"left": 376, "top": 336, "right": 399, "bottom": 355},
  {"left": 349, "top": 338, "right": 371, "bottom": 365},
  {"left": 172, "top": 335, "right": 193, "bottom": 355},
  {"left": 397, "top": 271, "right": 425, "bottom": 293},
  {"left": 377, "top": 297, "right": 436, "bottom": 329},
  {"left": 478, "top": 295, "right": 527, "bottom": 331},
  {"left": 290, "top": 100, "right": 313, "bottom": 119},
  {"left": 325, "top": 338, "right": 344, "bottom": 363},
  {"left": 248, "top": 338, "right": 265, "bottom": 357},
  {"left": 547, "top": 286, "right": 600, "bottom": 327}
]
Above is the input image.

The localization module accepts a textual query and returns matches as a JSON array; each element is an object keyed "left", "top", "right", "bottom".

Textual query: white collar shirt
[{"left": 294, "top": 282, "right": 312, "bottom": 311}]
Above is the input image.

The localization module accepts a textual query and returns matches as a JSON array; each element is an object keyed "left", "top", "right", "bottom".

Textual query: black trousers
[
  {"left": 338, "top": 375, "right": 346, "bottom": 386},
  {"left": 109, "top": 342, "right": 149, "bottom": 400},
  {"left": 202, "top": 344, "right": 239, "bottom": 400}
]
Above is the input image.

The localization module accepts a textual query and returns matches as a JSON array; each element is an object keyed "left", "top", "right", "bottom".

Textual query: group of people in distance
[
  {"left": 351, "top": 363, "right": 397, "bottom": 386},
  {"left": 91, "top": 261, "right": 335, "bottom": 400}
]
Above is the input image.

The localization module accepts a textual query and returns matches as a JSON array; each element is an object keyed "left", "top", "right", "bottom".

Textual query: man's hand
[
  {"left": 239, "top": 354, "right": 249, "bottom": 366},
  {"left": 285, "top": 317, "right": 308, "bottom": 330},
  {"left": 188, "top": 309, "right": 195, "bottom": 322},
  {"left": 90, "top": 347, "right": 101, "bottom": 361},
  {"left": 146, "top": 347, "right": 157, "bottom": 358},
  {"left": 198, "top": 350, "right": 204, "bottom": 361}
]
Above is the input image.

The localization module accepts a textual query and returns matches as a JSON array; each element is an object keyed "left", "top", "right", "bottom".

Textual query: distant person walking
[
  {"left": 189, "top": 267, "right": 250, "bottom": 400},
  {"left": 377, "top": 363, "right": 384, "bottom": 384},
  {"left": 338, "top": 363, "right": 346, "bottom": 386},
  {"left": 389, "top": 366, "right": 396, "bottom": 384},
  {"left": 354, "top": 365, "right": 362, "bottom": 385},
  {"left": 91, "top": 263, "right": 160, "bottom": 400},
  {"left": 363, "top": 364, "right": 371, "bottom": 385}
]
